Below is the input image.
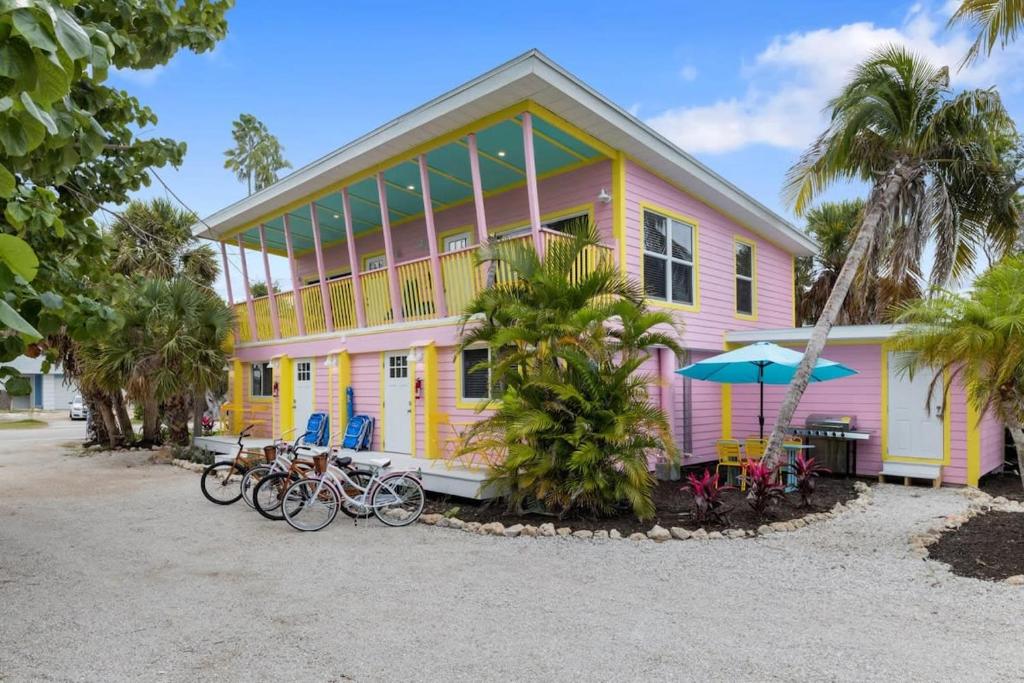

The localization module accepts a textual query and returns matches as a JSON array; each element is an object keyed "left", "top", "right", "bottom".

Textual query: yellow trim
[
  {"left": 338, "top": 350, "right": 351, "bottom": 437},
  {"left": 361, "top": 249, "right": 386, "bottom": 270},
  {"left": 436, "top": 224, "right": 476, "bottom": 251},
  {"left": 637, "top": 201, "right": 701, "bottom": 313},
  {"left": 409, "top": 352, "right": 417, "bottom": 458},
  {"left": 966, "top": 399, "right": 982, "bottom": 487},
  {"left": 455, "top": 345, "right": 499, "bottom": 410},
  {"left": 454, "top": 138, "right": 526, "bottom": 175},
  {"left": 733, "top": 235, "right": 757, "bottom": 321},
  {"left": 721, "top": 383, "right": 732, "bottom": 439},
  {"left": 423, "top": 343, "right": 439, "bottom": 458},
  {"left": 247, "top": 361, "right": 274, "bottom": 403},
  {"left": 379, "top": 352, "right": 386, "bottom": 450},
  {"left": 612, "top": 151, "right": 626, "bottom": 274},
  {"left": 302, "top": 266, "right": 353, "bottom": 286},
  {"left": 790, "top": 255, "right": 797, "bottom": 327},
  {"left": 880, "top": 348, "right": 951, "bottom": 466},
  {"left": 231, "top": 359, "right": 244, "bottom": 433},
  {"left": 276, "top": 354, "right": 293, "bottom": 438}
]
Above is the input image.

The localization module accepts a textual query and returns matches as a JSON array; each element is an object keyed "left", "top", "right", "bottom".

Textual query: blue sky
[{"left": 116, "top": 1, "right": 1024, "bottom": 295}]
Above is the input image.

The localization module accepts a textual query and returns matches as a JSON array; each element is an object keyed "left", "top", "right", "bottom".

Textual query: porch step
[{"left": 878, "top": 462, "right": 942, "bottom": 488}]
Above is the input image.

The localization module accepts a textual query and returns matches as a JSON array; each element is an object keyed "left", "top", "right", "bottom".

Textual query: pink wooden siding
[
  {"left": 296, "top": 161, "right": 613, "bottom": 280},
  {"left": 680, "top": 350, "right": 727, "bottom": 465},
  {"left": 623, "top": 161, "right": 794, "bottom": 351},
  {"left": 980, "top": 412, "right": 1007, "bottom": 477}
]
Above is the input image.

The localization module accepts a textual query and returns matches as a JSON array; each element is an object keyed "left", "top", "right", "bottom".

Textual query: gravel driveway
[{"left": 1, "top": 430, "right": 1022, "bottom": 682}]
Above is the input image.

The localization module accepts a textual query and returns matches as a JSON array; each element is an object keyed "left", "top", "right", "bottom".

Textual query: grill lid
[{"left": 804, "top": 414, "right": 857, "bottom": 431}]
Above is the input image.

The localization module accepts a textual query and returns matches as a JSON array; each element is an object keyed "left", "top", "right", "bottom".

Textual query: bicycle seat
[
  {"left": 367, "top": 457, "right": 390, "bottom": 469},
  {"left": 332, "top": 455, "right": 353, "bottom": 467},
  {"left": 295, "top": 445, "right": 330, "bottom": 457}
]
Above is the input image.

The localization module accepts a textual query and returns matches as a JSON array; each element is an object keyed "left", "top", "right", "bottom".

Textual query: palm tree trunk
[
  {"left": 190, "top": 389, "right": 204, "bottom": 448},
  {"left": 1006, "top": 420, "right": 1024, "bottom": 490},
  {"left": 94, "top": 396, "right": 120, "bottom": 449},
  {"left": 142, "top": 396, "right": 160, "bottom": 443},
  {"left": 764, "top": 163, "right": 916, "bottom": 466},
  {"left": 112, "top": 390, "right": 133, "bottom": 442}
]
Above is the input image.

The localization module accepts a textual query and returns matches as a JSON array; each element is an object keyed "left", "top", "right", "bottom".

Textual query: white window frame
[
  {"left": 642, "top": 208, "right": 696, "bottom": 307},
  {"left": 250, "top": 361, "right": 273, "bottom": 398},
  {"left": 734, "top": 237, "right": 756, "bottom": 318},
  {"left": 364, "top": 254, "right": 386, "bottom": 271},
  {"left": 442, "top": 231, "right": 471, "bottom": 252}
]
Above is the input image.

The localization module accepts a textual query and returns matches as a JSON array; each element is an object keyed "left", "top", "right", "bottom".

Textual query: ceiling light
[
  {"left": 407, "top": 184, "right": 416, "bottom": 190},
  {"left": 332, "top": 213, "right": 340, "bottom": 219},
  {"left": 497, "top": 150, "right": 507, "bottom": 157}
]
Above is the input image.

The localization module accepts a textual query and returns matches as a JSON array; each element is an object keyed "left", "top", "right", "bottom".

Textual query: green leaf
[
  {"left": 53, "top": 8, "right": 91, "bottom": 60},
  {"left": 0, "top": 163, "right": 14, "bottom": 198},
  {"left": 19, "top": 92, "right": 57, "bottom": 134},
  {"left": 4, "top": 375, "right": 32, "bottom": 396},
  {"left": 39, "top": 291, "right": 62, "bottom": 309},
  {"left": 14, "top": 110, "right": 45, "bottom": 152},
  {"left": 0, "top": 116, "right": 29, "bottom": 156},
  {"left": 0, "top": 299, "right": 41, "bottom": 340},
  {"left": 0, "top": 36, "right": 36, "bottom": 87},
  {"left": 31, "top": 51, "right": 69, "bottom": 105},
  {"left": 0, "top": 234, "right": 38, "bottom": 281},
  {"left": 11, "top": 9, "right": 57, "bottom": 53}
]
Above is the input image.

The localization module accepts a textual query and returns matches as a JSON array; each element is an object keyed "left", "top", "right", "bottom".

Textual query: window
[
  {"left": 443, "top": 232, "right": 471, "bottom": 252},
  {"left": 250, "top": 362, "right": 273, "bottom": 397},
  {"left": 643, "top": 209, "right": 695, "bottom": 305},
  {"left": 364, "top": 254, "right": 386, "bottom": 271},
  {"left": 493, "top": 210, "right": 590, "bottom": 241},
  {"left": 388, "top": 354, "right": 408, "bottom": 379},
  {"left": 296, "top": 361, "right": 311, "bottom": 382},
  {"left": 734, "top": 239, "right": 755, "bottom": 317},
  {"left": 461, "top": 347, "right": 490, "bottom": 400}
]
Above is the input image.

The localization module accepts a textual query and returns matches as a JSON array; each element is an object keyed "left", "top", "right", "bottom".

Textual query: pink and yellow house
[{"left": 196, "top": 51, "right": 1005, "bottom": 494}]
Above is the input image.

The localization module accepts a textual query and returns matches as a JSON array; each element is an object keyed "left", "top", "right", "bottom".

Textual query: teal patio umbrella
[{"left": 676, "top": 341, "right": 857, "bottom": 438}]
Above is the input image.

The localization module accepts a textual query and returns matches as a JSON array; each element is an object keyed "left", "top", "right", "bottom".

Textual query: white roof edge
[
  {"left": 194, "top": 49, "right": 816, "bottom": 256},
  {"left": 726, "top": 324, "right": 904, "bottom": 344}
]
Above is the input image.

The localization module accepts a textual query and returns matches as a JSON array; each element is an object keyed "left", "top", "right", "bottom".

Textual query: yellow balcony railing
[
  {"left": 439, "top": 247, "right": 482, "bottom": 316},
  {"left": 542, "top": 229, "right": 613, "bottom": 284},
  {"left": 234, "top": 303, "right": 253, "bottom": 342},
  {"left": 328, "top": 276, "right": 358, "bottom": 330},
  {"left": 300, "top": 284, "right": 327, "bottom": 335},
  {"left": 397, "top": 257, "right": 436, "bottom": 321},
  {"left": 361, "top": 269, "right": 393, "bottom": 327},
  {"left": 276, "top": 291, "right": 298, "bottom": 338},
  {"left": 253, "top": 297, "right": 274, "bottom": 341}
]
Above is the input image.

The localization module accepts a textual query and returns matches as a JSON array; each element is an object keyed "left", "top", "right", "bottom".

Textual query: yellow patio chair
[
  {"left": 744, "top": 438, "right": 769, "bottom": 462},
  {"left": 715, "top": 439, "right": 745, "bottom": 488}
]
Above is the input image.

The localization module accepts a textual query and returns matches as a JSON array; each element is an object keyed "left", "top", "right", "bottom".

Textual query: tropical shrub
[
  {"left": 458, "top": 223, "right": 682, "bottom": 520},
  {"left": 789, "top": 454, "right": 831, "bottom": 508},
  {"left": 743, "top": 461, "right": 786, "bottom": 520},
  {"left": 682, "top": 468, "right": 734, "bottom": 526}
]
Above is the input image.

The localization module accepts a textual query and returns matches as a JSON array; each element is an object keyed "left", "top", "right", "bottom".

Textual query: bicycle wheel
[
  {"left": 282, "top": 478, "right": 339, "bottom": 532},
  {"left": 252, "top": 471, "right": 295, "bottom": 521},
  {"left": 200, "top": 461, "right": 245, "bottom": 505},
  {"left": 371, "top": 473, "right": 425, "bottom": 527},
  {"left": 338, "top": 468, "right": 374, "bottom": 519},
  {"left": 241, "top": 465, "right": 271, "bottom": 509}
]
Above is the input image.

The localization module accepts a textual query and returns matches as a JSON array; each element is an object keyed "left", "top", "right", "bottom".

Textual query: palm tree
[
  {"left": 798, "top": 199, "right": 922, "bottom": 325},
  {"left": 765, "top": 46, "right": 1018, "bottom": 465},
  {"left": 223, "top": 113, "right": 292, "bottom": 195},
  {"left": 950, "top": 0, "right": 1024, "bottom": 65},
  {"left": 891, "top": 255, "right": 1024, "bottom": 488},
  {"left": 458, "top": 224, "right": 683, "bottom": 519}
]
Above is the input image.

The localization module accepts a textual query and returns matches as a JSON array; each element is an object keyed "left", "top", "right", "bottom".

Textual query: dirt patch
[
  {"left": 929, "top": 511, "right": 1024, "bottom": 581},
  {"left": 424, "top": 476, "right": 858, "bottom": 534},
  {"left": 980, "top": 471, "right": 1024, "bottom": 502}
]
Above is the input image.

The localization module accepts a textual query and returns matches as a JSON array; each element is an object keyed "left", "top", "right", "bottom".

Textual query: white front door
[
  {"left": 887, "top": 352, "right": 944, "bottom": 460},
  {"left": 293, "top": 358, "right": 314, "bottom": 436},
  {"left": 383, "top": 352, "right": 411, "bottom": 454}
]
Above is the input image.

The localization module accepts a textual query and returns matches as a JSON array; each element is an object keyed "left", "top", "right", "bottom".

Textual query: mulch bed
[
  {"left": 424, "top": 476, "right": 858, "bottom": 535},
  {"left": 929, "top": 511, "right": 1024, "bottom": 582},
  {"left": 980, "top": 471, "right": 1024, "bottom": 502}
]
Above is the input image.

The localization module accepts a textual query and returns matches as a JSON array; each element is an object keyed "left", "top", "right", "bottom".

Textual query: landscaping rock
[
  {"left": 770, "top": 521, "right": 789, "bottom": 532},
  {"left": 504, "top": 524, "right": 524, "bottom": 538},
  {"left": 521, "top": 525, "right": 538, "bottom": 537},
  {"left": 556, "top": 527, "right": 572, "bottom": 537},
  {"left": 707, "top": 531, "right": 724, "bottom": 540},
  {"left": 486, "top": 522, "right": 506, "bottom": 537},
  {"left": 434, "top": 517, "right": 450, "bottom": 528},
  {"left": 628, "top": 532, "right": 647, "bottom": 541},
  {"left": 690, "top": 528, "right": 708, "bottom": 541},
  {"left": 669, "top": 527, "right": 691, "bottom": 540},
  {"left": 448, "top": 518, "right": 466, "bottom": 529},
  {"left": 538, "top": 523, "right": 556, "bottom": 537},
  {"left": 646, "top": 525, "right": 671, "bottom": 542},
  {"left": 464, "top": 522, "right": 482, "bottom": 533},
  {"left": 609, "top": 529, "right": 622, "bottom": 540},
  {"left": 572, "top": 530, "right": 594, "bottom": 539},
  {"left": 1004, "top": 575, "right": 1024, "bottom": 586},
  {"left": 792, "top": 518, "right": 806, "bottom": 529},
  {"left": 757, "top": 525, "right": 772, "bottom": 535},
  {"left": 727, "top": 529, "right": 746, "bottom": 539},
  {"left": 592, "top": 530, "right": 608, "bottom": 540}
]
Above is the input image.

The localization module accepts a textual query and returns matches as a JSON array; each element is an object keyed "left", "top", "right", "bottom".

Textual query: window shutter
[{"left": 462, "top": 348, "right": 490, "bottom": 399}]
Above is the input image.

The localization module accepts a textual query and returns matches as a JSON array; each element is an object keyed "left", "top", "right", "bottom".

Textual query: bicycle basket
[
  {"left": 312, "top": 454, "right": 328, "bottom": 474},
  {"left": 263, "top": 445, "right": 277, "bottom": 463}
]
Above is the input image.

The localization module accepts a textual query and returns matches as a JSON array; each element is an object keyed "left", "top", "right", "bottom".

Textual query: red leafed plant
[
  {"left": 789, "top": 454, "right": 831, "bottom": 508},
  {"left": 682, "top": 468, "right": 734, "bottom": 525},
  {"left": 743, "top": 461, "right": 786, "bottom": 520}
]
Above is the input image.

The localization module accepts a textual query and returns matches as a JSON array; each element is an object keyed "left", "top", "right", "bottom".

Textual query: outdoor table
[{"left": 781, "top": 443, "right": 814, "bottom": 492}]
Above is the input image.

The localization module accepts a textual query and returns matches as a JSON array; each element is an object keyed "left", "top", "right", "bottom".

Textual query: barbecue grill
[{"left": 787, "top": 414, "right": 870, "bottom": 476}]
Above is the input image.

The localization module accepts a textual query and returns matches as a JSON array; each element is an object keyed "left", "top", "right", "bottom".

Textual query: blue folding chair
[
  {"left": 341, "top": 415, "right": 374, "bottom": 452},
  {"left": 295, "top": 411, "right": 330, "bottom": 448}
]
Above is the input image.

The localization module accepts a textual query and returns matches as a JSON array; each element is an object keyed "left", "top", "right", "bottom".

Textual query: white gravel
[{"left": 2, "top": 428, "right": 1023, "bottom": 682}]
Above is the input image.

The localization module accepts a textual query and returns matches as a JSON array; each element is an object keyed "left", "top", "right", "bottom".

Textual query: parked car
[{"left": 69, "top": 395, "right": 88, "bottom": 420}]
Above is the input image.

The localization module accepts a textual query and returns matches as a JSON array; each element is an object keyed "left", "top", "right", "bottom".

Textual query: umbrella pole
[{"left": 759, "top": 366, "right": 765, "bottom": 440}]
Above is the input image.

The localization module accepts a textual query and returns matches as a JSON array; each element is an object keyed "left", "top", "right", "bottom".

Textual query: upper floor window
[
  {"left": 250, "top": 362, "right": 273, "bottom": 398},
  {"left": 643, "top": 209, "right": 694, "bottom": 306},
  {"left": 734, "top": 238, "right": 755, "bottom": 317},
  {"left": 364, "top": 254, "right": 386, "bottom": 271}
]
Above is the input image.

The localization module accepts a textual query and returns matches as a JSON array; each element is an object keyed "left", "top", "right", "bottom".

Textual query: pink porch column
[
  {"left": 257, "top": 224, "right": 281, "bottom": 339},
  {"left": 341, "top": 188, "right": 367, "bottom": 328},
  {"left": 376, "top": 173, "right": 404, "bottom": 323},
  {"left": 309, "top": 204, "right": 335, "bottom": 332},
  {"left": 236, "top": 235, "right": 259, "bottom": 339},
  {"left": 659, "top": 346, "right": 676, "bottom": 438},
  {"left": 220, "top": 241, "right": 239, "bottom": 342},
  {"left": 466, "top": 133, "right": 489, "bottom": 245},
  {"left": 418, "top": 155, "right": 448, "bottom": 317},
  {"left": 282, "top": 214, "right": 307, "bottom": 336},
  {"left": 521, "top": 111, "right": 543, "bottom": 254}
]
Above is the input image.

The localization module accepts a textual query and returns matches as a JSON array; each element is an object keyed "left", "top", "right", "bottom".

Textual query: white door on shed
[
  {"left": 292, "top": 358, "right": 315, "bottom": 436},
  {"left": 383, "top": 352, "right": 412, "bottom": 454},
  {"left": 886, "top": 351, "right": 944, "bottom": 461}
]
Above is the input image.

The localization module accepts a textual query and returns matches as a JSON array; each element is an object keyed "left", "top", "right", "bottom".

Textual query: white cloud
[
  {"left": 678, "top": 64, "right": 698, "bottom": 82},
  {"left": 646, "top": 3, "right": 1024, "bottom": 154}
]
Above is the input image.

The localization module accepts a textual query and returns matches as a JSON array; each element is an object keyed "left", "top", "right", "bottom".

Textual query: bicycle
[
  {"left": 280, "top": 453, "right": 425, "bottom": 532},
  {"left": 200, "top": 425, "right": 269, "bottom": 505}
]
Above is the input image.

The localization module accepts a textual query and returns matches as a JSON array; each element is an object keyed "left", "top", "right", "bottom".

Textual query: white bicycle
[{"left": 281, "top": 454, "right": 425, "bottom": 532}]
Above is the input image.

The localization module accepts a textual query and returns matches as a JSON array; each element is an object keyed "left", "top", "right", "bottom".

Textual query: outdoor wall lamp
[{"left": 597, "top": 188, "right": 612, "bottom": 204}]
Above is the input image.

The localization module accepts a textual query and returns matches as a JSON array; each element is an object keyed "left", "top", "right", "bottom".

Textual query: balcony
[{"left": 233, "top": 229, "right": 614, "bottom": 343}]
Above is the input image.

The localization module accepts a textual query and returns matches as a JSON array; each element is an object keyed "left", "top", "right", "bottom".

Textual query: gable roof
[{"left": 195, "top": 50, "right": 816, "bottom": 256}]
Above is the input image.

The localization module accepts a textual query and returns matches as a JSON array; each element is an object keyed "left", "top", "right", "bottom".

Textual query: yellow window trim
[
  {"left": 361, "top": 249, "right": 387, "bottom": 271},
  {"left": 879, "top": 347, "right": 952, "bottom": 467},
  {"left": 436, "top": 224, "right": 477, "bottom": 251},
  {"left": 455, "top": 345, "right": 500, "bottom": 410},
  {"left": 733, "top": 235, "right": 758, "bottom": 321},
  {"left": 247, "top": 361, "right": 275, "bottom": 402},
  {"left": 638, "top": 202, "right": 701, "bottom": 313}
]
